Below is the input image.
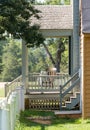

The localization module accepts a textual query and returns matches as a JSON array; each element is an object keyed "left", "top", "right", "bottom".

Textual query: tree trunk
[
  {"left": 55, "top": 41, "right": 65, "bottom": 72},
  {"left": 43, "top": 40, "right": 65, "bottom": 72},
  {"left": 43, "top": 43, "right": 56, "bottom": 68},
  {"left": 56, "top": 54, "right": 61, "bottom": 72}
]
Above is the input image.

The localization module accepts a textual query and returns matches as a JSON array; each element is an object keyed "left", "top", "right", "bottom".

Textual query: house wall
[{"left": 82, "top": 34, "right": 90, "bottom": 119}]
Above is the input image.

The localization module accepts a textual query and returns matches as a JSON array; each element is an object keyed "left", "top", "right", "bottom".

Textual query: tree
[
  {"left": 28, "top": 47, "right": 48, "bottom": 72},
  {"left": 45, "top": 0, "right": 70, "bottom": 5},
  {"left": 1, "top": 38, "right": 22, "bottom": 81},
  {"left": 0, "top": 0, "right": 44, "bottom": 47},
  {"left": 55, "top": 38, "right": 65, "bottom": 72},
  {"left": 43, "top": 42, "right": 56, "bottom": 68},
  {"left": 0, "top": 40, "right": 7, "bottom": 74},
  {"left": 43, "top": 38, "right": 68, "bottom": 72}
]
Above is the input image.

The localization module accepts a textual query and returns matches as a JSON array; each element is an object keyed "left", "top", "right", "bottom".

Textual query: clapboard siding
[{"left": 82, "top": 34, "right": 90, "bottom": 119}]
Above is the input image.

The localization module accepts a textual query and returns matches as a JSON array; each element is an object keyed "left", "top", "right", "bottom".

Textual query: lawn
[
  {"left": 15, "top": 110, "right": 90, "bottom": 130},
  {"left": 0, "top": 87, "right": 5, "bottom": 97}
]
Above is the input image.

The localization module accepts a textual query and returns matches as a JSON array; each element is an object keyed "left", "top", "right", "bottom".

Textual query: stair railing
[
  {"left": 5, "top": 75, "right": 22, "bottom": 99},
  {"left": 60, "top": 71, "right": 80, "bottom": 110}
]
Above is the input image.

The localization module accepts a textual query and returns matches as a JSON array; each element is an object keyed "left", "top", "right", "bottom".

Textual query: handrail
[
  {"left": 60, "top": 71, "right": 80, "bottom": 110},
  {"left": 6, "top": 75, "right": 22, "bottom": 86},
  {"left": 62, "top": 78, "right": 80, "bottom": 98},
  {"left": 5, "top": 75, "right": 22, "bottom": 98},
  {"left": 61, "top": 71, "right": 79, "bottom": 89}
]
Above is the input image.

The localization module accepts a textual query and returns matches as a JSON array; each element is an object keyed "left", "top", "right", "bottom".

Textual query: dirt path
[{"left": 26, "top": 116, "right": 52, "bottom": 125}]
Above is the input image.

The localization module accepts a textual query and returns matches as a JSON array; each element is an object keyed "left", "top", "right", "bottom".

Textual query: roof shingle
[
  {"left": 81, "top": 0, "right": 90, "bottom": 33},
  {"left": 31, "top": 5, "right": 73, "bottom": 30}
]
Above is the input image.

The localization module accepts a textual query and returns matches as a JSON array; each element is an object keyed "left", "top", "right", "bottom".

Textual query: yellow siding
[{"left": 82, "top": 34, "right": 90, "bottom": 119}]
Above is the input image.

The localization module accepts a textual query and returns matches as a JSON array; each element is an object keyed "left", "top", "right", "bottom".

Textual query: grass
[
  {"left": 15, "top": 109, "right": 90, "bottom": 130},
  {"left": 0, "top": 87, "right": 5, "bottom": 97}
]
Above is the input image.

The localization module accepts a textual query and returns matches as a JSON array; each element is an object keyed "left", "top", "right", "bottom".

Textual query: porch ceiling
[{"left": 31, "top": 5, "right": 73, "bottom": 37}]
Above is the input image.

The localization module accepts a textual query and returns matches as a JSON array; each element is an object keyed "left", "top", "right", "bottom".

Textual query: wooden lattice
[{"left": 29, "top": 97, "right": 60, "bottom": 110}]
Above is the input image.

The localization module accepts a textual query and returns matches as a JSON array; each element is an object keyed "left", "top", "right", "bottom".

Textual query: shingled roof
[
  {"left": 31, "top": 5, "right": 73, "bottom": 30},
  {"left": 81, "top": 0, "right": 90, "bottom": 33}
]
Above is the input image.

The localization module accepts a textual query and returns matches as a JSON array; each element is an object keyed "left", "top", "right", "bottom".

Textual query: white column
[
  {"left": 22, "top": 40, "right": 28, "bottom": 90},
  {"left": 21, "top": 40, "right": 28, "bottom": 110},
  {"left": 73, "top": 0, "right": 80, "bottom": 73}
]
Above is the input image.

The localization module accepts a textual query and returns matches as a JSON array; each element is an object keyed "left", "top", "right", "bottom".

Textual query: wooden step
[
  {"left": 64, "top": 92, "right": 80, "bottom": 109},
  {"left": 55, "top": 110, "right": 82, "bottom": 118}
]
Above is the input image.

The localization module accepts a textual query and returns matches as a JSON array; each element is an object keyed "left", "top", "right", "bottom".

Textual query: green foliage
[
  {"left": 0, "top": 39, "right": 49, "bottom": 81},
  {"left": 0, "top": 87, "right": 5, "bottom": 97},
  {"left": 1, "top": 38, "right": 22, "bottom": 81},
  {"left": 0, "top": 40, "right": 7, "bottom": 74},
  {"left": 45, "top": 0, "right": 60, "bottom": 4},
  {"left": 65, "top": 0, "right": 70, "bottom": 5},
  {"left": 0, "top": 0, "right": 44, "bottom": 47},
  {"left": 45, "top": 0, "right": 70, "bottom": 5},
  {"left": 61, "top": 42, "right": 68, "bottom": 72},
  {"left": 28, "top": 47, "right": 48, "bottom": 72}
]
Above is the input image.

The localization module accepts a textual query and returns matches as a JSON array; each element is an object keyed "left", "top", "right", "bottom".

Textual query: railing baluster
[
  {"left": 27, "top": 72, "right": 70, "bottom": 93},
  {"left": 5, "top": 84, "right": 8, "bottom": 97},
  {"left": 60, "top": 85, "right": 62, "bottom": 110}
]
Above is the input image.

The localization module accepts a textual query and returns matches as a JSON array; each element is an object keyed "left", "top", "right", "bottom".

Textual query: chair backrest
[{"left": 48, "top": 67, "right": 56, "bottom": 75}]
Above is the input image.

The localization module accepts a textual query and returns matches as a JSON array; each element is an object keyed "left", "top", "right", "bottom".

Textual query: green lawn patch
[
  {"left": 15, "top": 109, "right": 90, "bottom": 130},
  {"left": 0, "top": 88, "right": 5, "bottom": 97}
]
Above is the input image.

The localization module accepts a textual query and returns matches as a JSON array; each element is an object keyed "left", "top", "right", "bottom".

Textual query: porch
[
  {"left": 20, "top": 2, "right": 80, "bottom": 111},
  {"left": 5, "top": 71, "right": 80, "bottom": 111}
]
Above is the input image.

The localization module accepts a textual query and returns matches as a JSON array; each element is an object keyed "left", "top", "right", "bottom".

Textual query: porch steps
[
  {"left": 55, "top": 110, "right": 81, "bottom": 118},
  {"left": 63, "top": 92, "right": 80, "bottom": 110},
  {"left": 25, "top": 92, "right": 80, "bottom": 110}
]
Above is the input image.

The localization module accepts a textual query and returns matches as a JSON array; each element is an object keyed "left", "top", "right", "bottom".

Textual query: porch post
[
  {"left": 21, "top": 40, "right": 28, "bottom": 110},
  {"left": 22, "top": 40, "right": 28, "bottom": 90},
  {"left": 73, "top": 0, "right": 80, "bottom": 74}
]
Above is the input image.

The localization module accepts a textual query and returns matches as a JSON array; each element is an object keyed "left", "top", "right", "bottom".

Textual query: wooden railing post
[
  {"left": 5, "top": 83, "right": 8, "bottom": 97},
  {"left": 60, "top": 85, "right": 62, "bottom": 110}
]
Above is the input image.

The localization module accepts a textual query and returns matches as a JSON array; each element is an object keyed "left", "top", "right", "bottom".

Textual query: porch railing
[
  {"left": 3, "top": 71, "right": 80, "bottom": 110},
  {"left": 27, "top": 73, "right": 70, "bottom": 93},
  {"left": 4, "top": 73, "right": 70, "bottom": 97},
  {"left": 5, "top": 75, "right": 22, "bottom": 98}
]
